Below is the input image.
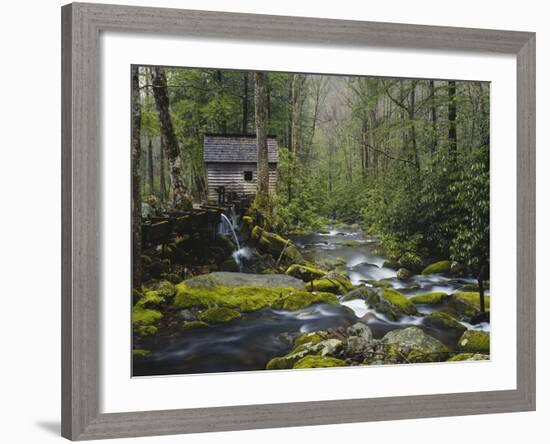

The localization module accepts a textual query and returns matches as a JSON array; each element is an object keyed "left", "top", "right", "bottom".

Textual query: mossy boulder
[
  {"left": 409, "top": 292, "right": 449, "bottom": 305},
  {"left": 461, "top": 283, "right": 489, "bottom": 292},
  {"left": 152, "top": 280, "right": 177, "bottom": 298},
  {"left": 272, "top": 291, "right": 338, "bottom": 311},
  {"left": 457, "top": 330, "right": 490, "bottom": 353},
  {"left": 396, "top": 268, "right": 413, "bottom": 280},
  {"left": 424, "top": 312, "right": 466, "bottom": 335},
  {"left": 181, "top": 320, "right": 209, "bottom": 330},
  {"left": 266, "top": 345, "right": 317, "bottom": 370},
  {"left": 138, "top": 290, "right": 164, "bottom": 309},
  {"left": 132, "top": 304, "right": 162, "bottom": 336},
  {"left": 293, "top": 355, "right": 347, "bottom": 369},
  {"left": 365, "top": 279, "right": 393, "bottom": 288},
  {"left": 383, "top": 288, "right": 418, "bottom": 316},
  {"left": 183, "top": 272, "right": 305, "bottom": 289},
  {"left": 347, "top": 322, "right": 373, "bottom": 341},
  {"left": 308, "top": 276, "right": 351, "bottom": 294},
  {"left": 174, "top": 274, "right": 337, "bottom": 314},
  {"left": 251, "top": 226, "right": 304, "bottom": 264},
  {"left": 451, "top": 292, "right": 491, "bottom": 318},
  {"left": 294, "top": 332, "right": 325, "bottom": 348},
  {"left": 132, "top": 288, "right": 143, "bottom": 305},
  {"left": 198, "top": 307, "right": 241, "bottom": 324},
  {"left": 286, "top": 264, "right": 326, "bottom": 282},
  {"left": 348, "top": 287, "right": 414, "bottom": 321},
  {"left": 316, "top": 339, "right": 344, "bottom": 357},
  {"left": 447, "top": 353, "right": 490, "bottom": 362},
  {"left": 341, "top": 286, "right": 380, "bottom": 302},
  {"left": 421, "top": 260, "right": 452, "bottom": 275},
  {"left": 382, "top": 326, "right": 449, "bottom": 363}
]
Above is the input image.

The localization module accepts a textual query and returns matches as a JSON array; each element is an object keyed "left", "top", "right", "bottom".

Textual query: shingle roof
[{"left": 203, "top": 134, "right": 278, "bottom": 163}]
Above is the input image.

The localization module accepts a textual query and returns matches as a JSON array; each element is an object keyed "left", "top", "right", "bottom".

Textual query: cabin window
[{"left": 244, "top": 171, "right": 253, "bottom": 181}]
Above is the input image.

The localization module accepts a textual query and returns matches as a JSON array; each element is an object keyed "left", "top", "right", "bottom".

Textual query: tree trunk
[
  {"left": 159, "top": 138, "right": 166, "bottom": 202},
  {"left": 215, "top": 70, "right": 227, "bottom": 133},
  {"left": 151, "top": 66, "right": 192, "bottom": 211},
  {"left": 242, "top": 72, "right": 249, "bottom": 134},
  {"left": 254, "top": 71, "right": 270, "bottom": 214},
  {"left": 448, "top": 80, "right": 457, "bottom": 161},
  {"left": 131, "top": 66, "right": 142, "bottom": 288},
  {"left": 147, "top": 138, "right": 154, "bottom": 195},
  {"left": 477, "top": 261, "right": 488, "bottom": 313},
  {"left": 409, "top": 83, "right": 420, "bottom": 172},
  {"left": 361, "top": 117, "right": 369, "bottom": 181},
  {"left": 429, "top": 80, "right": 438, "bottom": 154}
]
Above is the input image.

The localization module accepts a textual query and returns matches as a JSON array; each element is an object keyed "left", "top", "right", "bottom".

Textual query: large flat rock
[{"left": 183, "top": 272, "right": 306, "bottom": 289}]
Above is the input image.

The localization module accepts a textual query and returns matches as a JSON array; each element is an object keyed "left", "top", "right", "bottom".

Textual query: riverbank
[{"left": 132, "top": 222, "right": 490, "bottom": 376}]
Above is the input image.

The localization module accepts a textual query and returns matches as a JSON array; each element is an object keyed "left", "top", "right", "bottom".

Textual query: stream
[{"left": 133, "top": 226, "right": 489, "bottom": 377}]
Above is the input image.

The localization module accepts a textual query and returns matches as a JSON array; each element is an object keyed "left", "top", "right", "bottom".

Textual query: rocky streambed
[{"left": 133, "top": 225, "right": 490, "bottom": 376}]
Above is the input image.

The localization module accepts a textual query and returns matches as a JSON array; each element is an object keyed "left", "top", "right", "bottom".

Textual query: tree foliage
[{"left": 134, "top": 66, "right": 490, "bottom": 281}]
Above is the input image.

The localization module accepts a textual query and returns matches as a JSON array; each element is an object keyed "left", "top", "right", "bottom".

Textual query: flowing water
[
  {"left": 134, "top": 226, "right": 489, "bottom": 376},
  {"left": 219, "top": 213, "right": 240, "bottom": 250}
]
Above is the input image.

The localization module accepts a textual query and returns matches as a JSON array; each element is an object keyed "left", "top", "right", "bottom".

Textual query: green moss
[
  {"left": 294, "top": 332, "right": 325, "bottom": 348},
  {"left": 154, "top": 280, "right": 176, "bottom": 297},
  {"left": 137, "top": 290, "right": 164, "bottom": 309},
  {"left": 453, "top": 292, "right": 491, "bottom": 310},
  {"left": 266, "top": 346, "right": 316, "bottom": 370},
  {"left": 409, "top": 292, "right": 449, "bottom": 305},
  {"left": 139, "top": 326, "right": 158, "bottom": 336},
  {"left": 273, "top": 291, "right": 338, "bottom": 311},
  {"left": 252, "top": 226, "right": 303, "bottom": 263},
  {"left": 286, "top": 264, "right": 326, "bottom": 281},
  {"left": 424, "top": 312, "right": 466, "bottom": 334},
  {"left": 174, "top": 282, "right": 337, "bottom": 313},
  {"left": 421, "top": 260, "right": 452, "bottom": 275},
  {"left": 308, "top": 278, "right": 342, "bottom": 294},
  {"left": 132, "top": 349, "right": 151, "bottom": 359},
  {"left": 458, "top": 330, "right": 490, "bottom": 353},
  {"left": 132, "top": 288, "right": 143, "bottom": 304},
  {"left": 370, "top": 279, "right": 393, "bottom": 288},
  {"left": 199, "top": 307, "right": 241, "bottom": 324},
  {"left": 132, "top": 304, "right": 162, "bottom": 336},
  {"left": 266, "top": 356, "right": 292, "bottom": 370},
  {"left": 452, "top": 292, "right": 491, "bottom": 318},
  {"left": 293, "top": 355, "right": 347, "bottom": 369},
  {"left": 308, "top": 273, "right": 352, "bottom": 294},
  {"left": 181, "top": 320, "right": 209, "bottom": 330},
  {"left": 383, "top": 289, "right": 417, "bottom": 315},
  {"left": 334, "top": 257, "right": 347, "bottom": 266}
]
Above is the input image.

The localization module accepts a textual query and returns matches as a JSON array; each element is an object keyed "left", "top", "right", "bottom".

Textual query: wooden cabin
[{"left": 203, "top": 134, "right": 278, "bottom": 203}]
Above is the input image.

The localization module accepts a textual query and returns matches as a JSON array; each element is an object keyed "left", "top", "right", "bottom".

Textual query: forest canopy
[{"left": 134, "top": 66, "right": 489, "bottom": 283}]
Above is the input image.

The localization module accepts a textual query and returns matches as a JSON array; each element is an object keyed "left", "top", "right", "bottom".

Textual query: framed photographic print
[{"left": 61, "top": 2, "right": 536, "bottom": 440}]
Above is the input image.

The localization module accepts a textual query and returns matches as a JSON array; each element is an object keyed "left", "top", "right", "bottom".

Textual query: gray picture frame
[{"left": 61, "top": 2, "right": 536, "bottom": 440}]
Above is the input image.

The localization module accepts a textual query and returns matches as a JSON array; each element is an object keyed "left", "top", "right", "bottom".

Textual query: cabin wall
[{"left": 206, "top": 162, "right": 278, "bottom": 202}]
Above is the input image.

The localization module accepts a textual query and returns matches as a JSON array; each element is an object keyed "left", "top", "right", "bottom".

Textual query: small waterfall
[{"left": 219, "top": 213, "right": 240, "bottom": 251}]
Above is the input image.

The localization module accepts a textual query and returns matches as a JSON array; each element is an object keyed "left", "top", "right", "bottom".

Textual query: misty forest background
[{"left": 133, "top": 67, "right": 490, "bottom": 284}]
